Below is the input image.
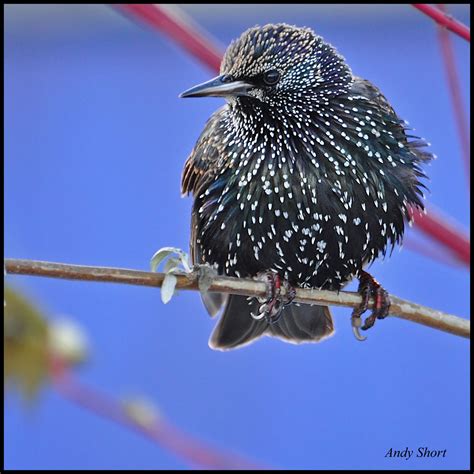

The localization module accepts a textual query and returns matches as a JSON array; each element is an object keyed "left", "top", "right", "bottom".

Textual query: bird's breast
[{"left": 193, "top": 152, "right": 403, "bottom": 290}]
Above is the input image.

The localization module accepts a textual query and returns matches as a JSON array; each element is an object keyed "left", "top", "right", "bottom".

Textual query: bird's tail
[{"left": 208, "top": 295, "right": 334, "bottom": 350}]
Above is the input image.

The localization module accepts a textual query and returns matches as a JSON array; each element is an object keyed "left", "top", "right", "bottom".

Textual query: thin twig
[
  {"left": 412, "top": 4, "right": 470, "bottom": 41},
  {"left": 435, "top": 4, "right": 470, "bottom": 190},
  {"left": 408, "top": 206, "right": 470, "bottom": 266},
  {"left": 113, "top": 4, "right": 223, "bottom": 71},
  {"left": 403, "top": 235, "right": 464, "bottom": 268},
  {"left": 5, "top": 259, "right": 470, "bottom": 339},
  {"left": 49, "top": 358, "right": 265, "bottom": 470},
  {"left": 110, "top": 3, "right": 471, "bottom": 269}
]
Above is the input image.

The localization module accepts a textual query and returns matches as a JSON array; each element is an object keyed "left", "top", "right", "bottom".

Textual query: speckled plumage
[{"left": 181, "top": 24, "right": 432, "bottom": 350}]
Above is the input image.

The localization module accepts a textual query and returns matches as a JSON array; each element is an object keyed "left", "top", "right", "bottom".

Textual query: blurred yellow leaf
[{"left": 4, "top": 285, "right": 49, "bottom": 402}]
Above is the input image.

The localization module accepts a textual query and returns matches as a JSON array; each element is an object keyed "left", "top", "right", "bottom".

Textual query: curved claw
[
  {"left": 250, "top": 310, "right": 266, "bottom": 320},
  {"left": 360, "top": 288, "right": 391, "bottom": 330},
  {"left": 255, "top": 272, "right": 276, "bottom": 304},
  {"left": 361, "top": 314, "right": 377, "bottom": 331},
  {"left": 251, "top": 272, "right": 296, "bottom": 324},
  {"left": 351, "top": 316, "right": 367, "bottom": 342},
  {"left": 351, "top": 271, "right": 391, "bottom": 338},
  {"left": 251, "top": 302, "right": 270, "bottom": 320}
]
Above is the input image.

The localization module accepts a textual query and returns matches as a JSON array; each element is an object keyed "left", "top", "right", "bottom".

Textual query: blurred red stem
[
  {"left": 114, "top": 4, "right": 223, "bottom": 71},
  {"left": 435, "top": 4, "right": 470, "bottom": 189},
  {"left": 412, "top": 4, "right": 470, "bottom": 41},
  {"left": 408, "top": 206, "right": 470, "bottom": 266},
  {"left": 50, "top": 358, "right": 265, "bottom": 470},
  {"left": 403, "top": 235, "right": 463, "bottom": 268}
]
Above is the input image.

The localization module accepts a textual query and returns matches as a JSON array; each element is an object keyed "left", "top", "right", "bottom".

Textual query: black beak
[{"left": 180, "top": 74, "right": 252, "bottom": 98}]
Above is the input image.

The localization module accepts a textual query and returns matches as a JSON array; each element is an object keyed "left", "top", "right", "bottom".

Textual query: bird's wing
[
  {"left": 181, "top": 106, "right": 227, "bottom": 266},
  {"left": 181, "top": 106, "right": 227, "bottom": 197},
  {"left": 351, "top": 76, "right": 433, "bottom": 162},
  {"left": 181, "top": 107, "right": 230, "bottom": 316},
  {"left": 351, "top": 76, "right": 398, "bottom": 116}
]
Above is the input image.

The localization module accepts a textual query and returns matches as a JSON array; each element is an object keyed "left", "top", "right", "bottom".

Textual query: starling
[{"left": 180, "top": 24, "right": 431, "bottom": 350}]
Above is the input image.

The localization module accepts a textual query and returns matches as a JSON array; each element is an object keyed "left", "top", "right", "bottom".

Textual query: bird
[{"left": 179, "top": 23, "right": 432, "bottom": 350}]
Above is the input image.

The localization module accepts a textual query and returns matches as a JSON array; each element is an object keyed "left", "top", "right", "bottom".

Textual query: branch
[
  {"left": 435, "top": 4, "right": 470, "bottom": 190},
  {"left": 111, "top": 3, "right": 471, "bottom": 269},
  {"left": 408, "top": 206, "right": 470, "bottom": 267},
  {"left": 403, "top": 235, "right": 464, "bottom": 268},
  {"left": 5, "top": 259, "right": 470, "bottom": 339},
  {"left": 113, "top": 4, "right": 223, "bottom": 71},
  {"left": 412, "top": 4, "right": 470, "bottom": 41}
]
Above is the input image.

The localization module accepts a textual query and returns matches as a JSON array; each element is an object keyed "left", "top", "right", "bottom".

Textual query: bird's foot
[
  {"left": 351, "top": 270, "right": 391, "bottom": 341},
  {"left": 251, "top": 272, "right": 296, "bottom": 323}
]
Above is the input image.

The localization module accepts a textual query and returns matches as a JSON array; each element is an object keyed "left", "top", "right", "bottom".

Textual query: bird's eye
[
  {"left": 220, "top": 74, "right": 233, "bottom": 83},
  {"left": 263, "top": 69, "right": 280, "bottom": 86}
]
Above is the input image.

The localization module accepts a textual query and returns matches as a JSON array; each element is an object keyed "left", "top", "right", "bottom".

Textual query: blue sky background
[{"left": 4, "top": 4, "right": 470, "bottom": 470}]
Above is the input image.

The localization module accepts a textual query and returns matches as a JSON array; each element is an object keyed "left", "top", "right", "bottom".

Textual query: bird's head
[{"left": 180, "top": 23, "right": 353, "bottom": 109}]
